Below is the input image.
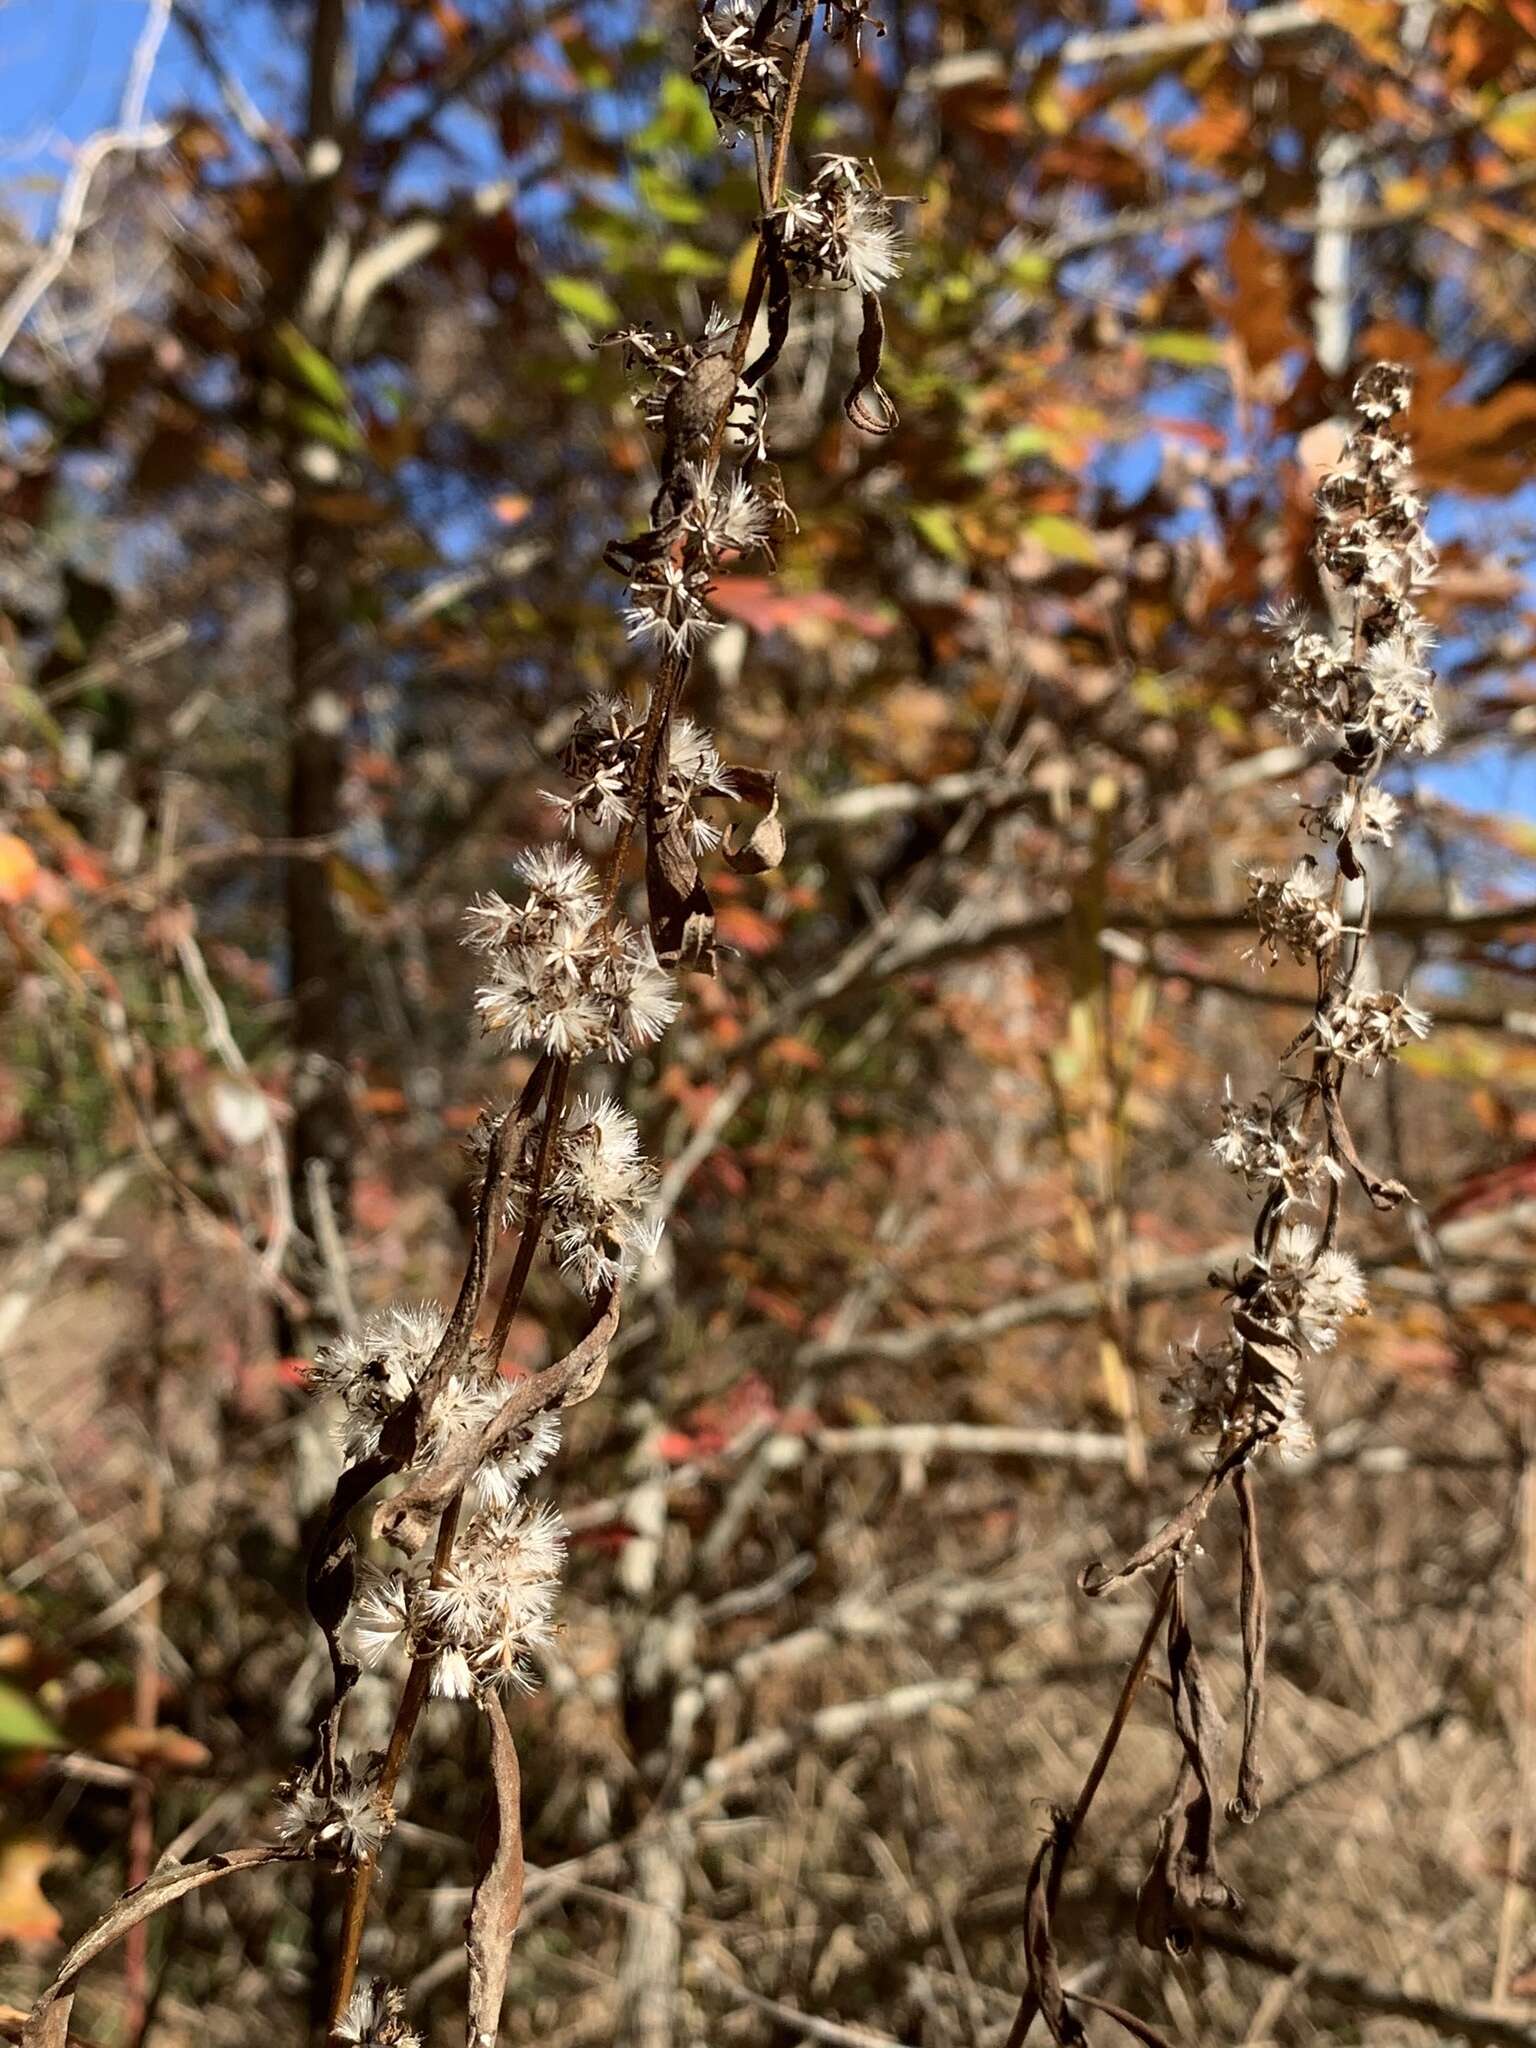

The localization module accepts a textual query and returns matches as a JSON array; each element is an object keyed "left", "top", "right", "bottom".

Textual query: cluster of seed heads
[
  {"left": 349, "top": 1502, "right": 567, "bottom": 1700},
  {"left": 466, "top": 847, "right": 678, "bottom": 1060},
  {"left": 550, "top": 694, "right": 737, "bottom": 852},
  {"left": 276, "top": 15, "right": 900, "bottom": 2037},
  {"left": 1167, "top": 363, "right": 1440, "bottom": 1460},
  {"left": 778, "top": 155, "right": 903, "bottom": 297},
  {"left": 333, "top": 1979, "right": 422, "bottom": 2048}
]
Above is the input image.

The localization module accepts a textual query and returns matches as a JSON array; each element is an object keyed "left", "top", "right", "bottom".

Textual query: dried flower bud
[
  {"left": 1352, "top": 361, "right": 1411, "bottom": 421},
  {"left": 334, "top": 1978, "right": 422, "bottom": 2048},
  {"left": 1314, "top": 988, "right": 1431, "bottom": 1068},
  {"left": 274, "top": 1753, "right": 392, "bottom": 1868},
  {"left": 1244, "top": 858, "right": 1342, "bottom": 966}
]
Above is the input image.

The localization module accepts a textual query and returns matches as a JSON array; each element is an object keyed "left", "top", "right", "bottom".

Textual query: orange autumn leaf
[
  {"left": 0, "top": 1837, "right": 62, "bottom": 1950},
  {"left": 714, "top": 904, "right": 779, "bottom": 956},
  {"left": 0, "top": 837, "right": 39, "bottom": 907}
]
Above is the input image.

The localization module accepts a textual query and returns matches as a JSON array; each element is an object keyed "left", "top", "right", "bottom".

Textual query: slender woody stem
[{"left": 1003, "top": 1567, "right": 1178, "bottom": 2048}]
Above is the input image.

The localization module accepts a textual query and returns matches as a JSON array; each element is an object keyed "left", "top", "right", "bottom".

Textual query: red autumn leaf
[
  {"left": 710, "top": 577, "right": 892, "bottom": 640},
  {"left": 714, "top": 904, "right": 779, "bottom": 956}
]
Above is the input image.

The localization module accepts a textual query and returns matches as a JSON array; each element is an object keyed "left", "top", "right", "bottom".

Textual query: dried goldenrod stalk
[
  {"left": 16, "top": 9, "right": 905, "bottom": 2044},
  {"left": 1009, "top": 364, "right": 1442, "bottom": 2048}
]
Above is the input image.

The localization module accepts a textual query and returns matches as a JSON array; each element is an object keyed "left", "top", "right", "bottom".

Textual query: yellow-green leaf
[
  {"left": 0, "top": 1683, "right": 64, "bottom": 1754},
  {"left": 547, "top": 275, "right": 621, "bottom": 328},
  {"left": 286, "top": 397, "right": 364, "bottom": 453},
  {"left": 909, "top": 504, "right": 964, "bottom": 561},
  {"left": 272, "top": 321, "right": 349, "bottom": 410},
  {"left": 1141, "top": 330, "right": 1226, "bottom": 367},
  {"left": 1026, "top": 513, "right": 1099, "bottom": 565}
]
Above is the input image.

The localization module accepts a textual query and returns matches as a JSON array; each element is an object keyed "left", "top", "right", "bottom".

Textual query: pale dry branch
[{"left": 0, "top": 0, "right": 173, "bottom": 361}]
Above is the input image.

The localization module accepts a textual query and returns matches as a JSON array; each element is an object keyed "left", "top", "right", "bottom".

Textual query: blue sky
[{"left": 1, "top": 0, "right": 193, "bottom": 206}]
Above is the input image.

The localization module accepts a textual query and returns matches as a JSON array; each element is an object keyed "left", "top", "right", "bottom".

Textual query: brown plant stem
[
  {"left": 597, "top": 0, "right": 812, "bottom": 916},
  {"left": 488, "top": 1059, "right": 570, "bottom": 1367},
  {"left": 1003, "top": 1567, "right": 1178, "bottom": 2048}
]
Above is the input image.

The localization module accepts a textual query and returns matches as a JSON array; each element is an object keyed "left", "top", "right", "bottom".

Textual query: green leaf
[
  {"left": 909, "top": 504, "right": 964, "bottom": 561},
  {"left": 286, "top": 398, "right": 364, "bottom": 453},
  {"left": 547, "top": 275, "right": 621, "bottom": 328},
  {"left": 1141, "top": 330, "right": 1225, "bottom": 367},
  {"left": 2, "top": 682, "right": 64, "bottom": 751},
  {"left": 271, "top": 321, "right": 350, "bottom": 410},
  {"left": 0, "top": 1683, "right": 64, "bottom": 1754},
  {"left": 635, "top": 164, "right": 706, "bottom": 226},
  {"left": 658, "top": 240, "right": 723, "bottom": 278},
  {"left": 1005, "top": 249, "right": 1053, "bottom": 289},
  {"left": 1025, "top": 513, "right": 1099, "bottom": 565},
  {"left": 635, "top": 72, "right": 716, "bottom": 159},
  {"left": 1001, "top": 426, "right": 1055, "bottom": 463},
  {"left": 1131, "top": 672, "right": 1174, "bottom": 715}
]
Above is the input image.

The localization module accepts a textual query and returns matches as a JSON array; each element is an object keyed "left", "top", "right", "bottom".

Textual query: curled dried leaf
[
  {"left": 1066, "top": 1992, "right": 1180, "bottom": 2048},
  {"left": 646, "top": 807, "right": 717, "bottom": 972},
  {"left": 745, "top": 234, "right": 792, "bottom": 390},
  {"left": 465, "top": 1694, "right": 525, "bottom": 2048},
  {"left": 22, "top": 1848, "right": 308, "bottom": 2047},
  {"left": 843, "top": 292, "right": 898, "bottom": 435},
  {"left": 1023, "top": 1813, "right": 1085, "bottom": 2047},
  {"left": 375, "top": 1289, "right": 620, "bottom": 1555},
  {"left": 723, "top": 766, "right": 785, "bottom": 875},
  {"left": 1136, "top": 1573, "right": 1243, "bottom": 1956},
  {"left": 1229, "top": 1468, "right": 1267, "bottom": 1824},
  {"left": 1323, "top": 1080, "right": 1410, "bottom": 1210},
  {"left": 1079, "top": 1440, "right": 1253, "bottom": 1598}
]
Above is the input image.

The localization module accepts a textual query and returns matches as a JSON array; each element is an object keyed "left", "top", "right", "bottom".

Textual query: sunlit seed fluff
[
  {"left": 274, "top": 1755, "right": 390, "bottom": 1868},
  {"left": 334, "top": 1977, "right": 422, "bottom": 2048},
  {"left": 515, "top": 844, "right": 600, "bottom": 915},
  {"left": 1163, "top": 1333, "right": 1241, "bottom": 1437},
  {"left": 1314, "top": 988, "right": 1431, "bottom": 1068},
  {"left": 1353, "top": 360, "right": 1412, "bottom": 422},
  {"left": 1244, "top": 859, "right": 1342, "bottom": 966},
  {"left": 684, "top": 465, "right": 774, "bottom": 562},
  {"left": 420, "top": 1374, "right": 503, "bottom": 1462},
  {"left": 1266, "top": 1381, "right": 1316, "bottom": 1461},
  {"left": 545, "top": 1093, "right": 662, "bottom": 1297},
  {"left": 840, "top": 199, "right": 903, "bottom": 296},
  {"left": 1211, "top": 1088, "right": 1323, "bottom": 1207},
  {"left": 473, "top": 1409, "right": 562, "bottom": 1511},
  {"left": 1313, "top": 786, "right": 1401, "bottom": 847},
  {"left": 608, "top": 930, "right": 681, "bottom": 1050},
  {"left": 1270, "top": 628, "right": 1353, "bottom": 734},
  {"left": 1296, "top": 1248, "right": 1368, "bottom": 1349},
  {"left": 624, "top": 562, "right": 720, "bottom": 654},
  {"left": 430, "top": 1646, "right": 477, "bottom": 1701},
  {"left": 471, "top": 848, "right": 686, "bottom": 1063},
  {"left": 348, "top": 1565, "right": 412, "bottom": 1668},
  {"left": 419, "top": 1503, "right": 566, "bottom": 1696},
  {"left": 1360, "top": 634, "right": 1441, "bottom": 755},
  {"left": 476, "top": 958, "right": 608, "bottom": 1059},
  {"left": 462, "top": 890, "right": 518, "bottom": 954},
  {"left": 310, "top": 1302, "right": 448, "bottom": 1460}
]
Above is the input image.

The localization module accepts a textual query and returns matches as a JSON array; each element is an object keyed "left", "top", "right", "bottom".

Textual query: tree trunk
[
  {"left": 285, "top": 494, "right": 355, "bottom": 1231},
  {"left": 285, "top": 0, "right": 356, "bottom": 1244}
]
